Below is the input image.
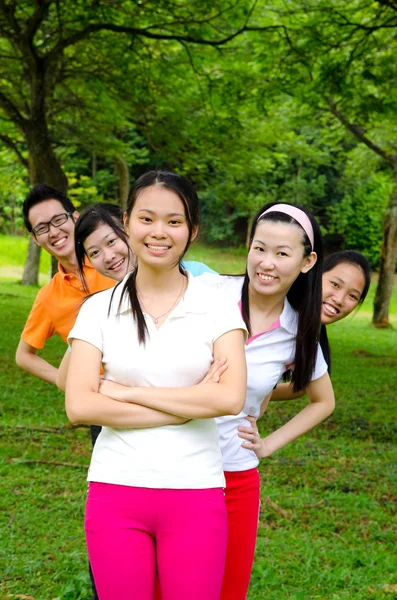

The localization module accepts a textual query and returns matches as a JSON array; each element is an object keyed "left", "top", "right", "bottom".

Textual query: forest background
[{"left": 0, "top": 0, "right": 396, "bottom": 325}]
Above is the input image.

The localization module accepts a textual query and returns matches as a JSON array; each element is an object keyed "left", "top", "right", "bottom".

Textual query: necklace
[{"left": 138, "top": 277, "right": 187, "bottom": 324}]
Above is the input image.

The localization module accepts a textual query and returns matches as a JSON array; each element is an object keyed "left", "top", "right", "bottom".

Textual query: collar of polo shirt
[
  {"left": 277, "top": 297, "right": 299, "bottom": 336},
  {"left": 110, "top": 271, "right": 209, "bottom": 317}
]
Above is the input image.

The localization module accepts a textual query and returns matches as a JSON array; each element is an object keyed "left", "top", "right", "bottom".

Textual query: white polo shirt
[
  {"left": 198, "top": 273, "right": 328, "bottom": 472},
  {"left": 68, "top": 273, "right": 247, "bottom": 489}
]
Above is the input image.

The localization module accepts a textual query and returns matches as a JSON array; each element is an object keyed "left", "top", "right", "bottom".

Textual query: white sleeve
[
  {"left": 210, "top": 294, "right": 247, "bottom": 344},
  {"left": 311, "top": 343, "right": 328, "bottom": 380},
  {"left": 68, "top": 295, "right": 104, "bottom": 353}
]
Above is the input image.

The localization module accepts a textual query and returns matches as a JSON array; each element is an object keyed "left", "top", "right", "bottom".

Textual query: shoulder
[
  {"left": 196, "top": 273, "right": 244, "bottom": 299},
  {"left": 32, "top": 275, "right": 60, "bottom": 303},
  {"left": 185, "top": 276, "right": 244, "bottom": 327},
  {"left": 188, "top": 274, "right": 239, "bottom": 304},
  {"left": 79, "top": 286, "right": 118, "bottom": 316},
  {"left": 185, "top": 276, "right": 246, "bottom": 339}
]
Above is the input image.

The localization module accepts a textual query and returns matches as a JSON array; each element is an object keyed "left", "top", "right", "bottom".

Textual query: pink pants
[{"left": 85, "top": 482, "right": 228, "bottom": 600}]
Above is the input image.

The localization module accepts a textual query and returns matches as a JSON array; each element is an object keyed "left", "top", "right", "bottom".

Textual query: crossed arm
[{"left": 65, "top": 329, "right": 247, "bottom": 428}]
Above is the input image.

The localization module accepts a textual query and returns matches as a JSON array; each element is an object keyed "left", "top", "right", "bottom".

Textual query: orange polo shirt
[{"left": 21, "top": 262, "right": 115, "bottom": 349}]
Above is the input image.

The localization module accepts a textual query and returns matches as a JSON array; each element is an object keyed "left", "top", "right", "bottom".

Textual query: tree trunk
[
  {"left": 51, "top": 255, "right": 58, "bottom": 277},
  {"left": 21, "top": 239, "right": 42, "bottom": 285},
  {"left": 115, "top": 155, "right": 129, "bottom": 209},
  {"left": 372, "top": 162, "right": 397, "bottom": 327},
  {"left": 21, "top": 121, "right": 68, "bottom": 285}
]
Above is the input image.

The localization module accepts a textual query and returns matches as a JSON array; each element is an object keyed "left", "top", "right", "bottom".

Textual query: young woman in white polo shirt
[
  {"left": 56, "top": 203, "right": 219, "bottom": 397},
  {"left": 197, "top": 203, "right": 335, "bottom": 600},
  {"left": 65, "top": 171, "right": 247, "bottom": 600}
]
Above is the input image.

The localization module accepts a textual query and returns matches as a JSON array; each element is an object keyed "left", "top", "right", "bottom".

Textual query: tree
[
  {"left": 0, "top": 0, "right": 279, "bottom": 283},
  {"left": 248, "top": 0, "right": 397, "bottom": 326}
]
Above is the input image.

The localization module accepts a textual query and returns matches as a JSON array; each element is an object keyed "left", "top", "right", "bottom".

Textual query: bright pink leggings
[{"left": 85, "top": 482, "right": 228, "bottom": 600}]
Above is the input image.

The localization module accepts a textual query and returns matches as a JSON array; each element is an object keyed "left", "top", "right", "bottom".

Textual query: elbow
[
  {"left": 221, "top": 390, "right": 246, "bottom": 416},
  {"left": 65, "top": 406, "right": 81, "bottom": 426},
  {"left": 65, "top": 396, "right": 86, "bottom": 425},
  {"left": 317, "top": 395, "right": 335, "bottom": 419},
  {"left": 15, "top": 348, "right": 25, "bottom": 369},
  {"left": 56, "top": 372, "right": 66, "bottom": 392},
  {"left": 327, "top": 395, "right": 336, "bottom": 416},
  {"left": 230, "top": 397, "right": 246, "bottom": 416}
]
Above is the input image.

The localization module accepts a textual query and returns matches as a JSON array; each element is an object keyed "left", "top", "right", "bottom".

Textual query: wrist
[
  {"left": 128, "top": 386, "right": 142, "bottom": 404},
  {"left": 257, "top": 437, "right": 276, "bottom": 459}
]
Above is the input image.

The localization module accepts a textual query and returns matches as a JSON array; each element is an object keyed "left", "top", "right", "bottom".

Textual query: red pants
[{"left": 220, "top": 468, "right": 260, "bottom": 600}]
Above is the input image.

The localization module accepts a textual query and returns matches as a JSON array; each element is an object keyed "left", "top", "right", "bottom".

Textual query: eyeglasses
[{"left": 32, "top": 212, "right": 73, "bottom": 236}]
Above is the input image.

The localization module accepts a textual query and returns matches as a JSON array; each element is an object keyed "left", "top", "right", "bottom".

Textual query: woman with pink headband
[{"left": 197, "top": 201, "right": 335, "bottom": 600}]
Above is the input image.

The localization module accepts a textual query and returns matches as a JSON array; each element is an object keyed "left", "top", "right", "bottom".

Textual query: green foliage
[
  {"left": 0, "top": 0, "right": 396, "bottom": 276},
  {"left": 327, "top": 172, "right": 391, "bottom": 268},
  {"left": 0, "top": 150, "right": 29, "bottom": 235}
]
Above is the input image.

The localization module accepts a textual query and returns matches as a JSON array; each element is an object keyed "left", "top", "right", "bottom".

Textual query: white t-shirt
[
  {"left": 198, "top": 273, "right": 328, "bottom": 472},
  {"left": 68, "top": 273, "right": 247, "bottom": 489}
]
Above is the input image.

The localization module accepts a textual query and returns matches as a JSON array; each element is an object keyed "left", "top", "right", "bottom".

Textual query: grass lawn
[{"left": 1, "top": 236, "right": 396, "bottom": 599}]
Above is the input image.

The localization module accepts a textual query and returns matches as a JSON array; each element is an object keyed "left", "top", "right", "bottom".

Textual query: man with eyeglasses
[
  {"left": 15, "top": 184, "right": 114, "bottom": 600},
  {"left": 16, "top": 183, "right": 115, "bottom": 386}
]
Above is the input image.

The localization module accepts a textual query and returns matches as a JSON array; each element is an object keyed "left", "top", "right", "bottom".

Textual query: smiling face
[
  {"left": 125, "top": 184, "right": 195, "bottom": 269},
  {"left": 84, "top": 222, "right": 130, "bottom": 281},
  {"left": 322, "top": 262, "right": 366, "bottom": 324},
  {"left": 29, "top": 199, "right": 78, "bottom": 262},
  {"left": 247, "top": 220, "right": 317, "bottom": 301}
]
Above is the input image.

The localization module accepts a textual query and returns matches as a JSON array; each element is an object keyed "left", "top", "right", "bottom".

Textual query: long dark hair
[
  {"left": 74, "top": 203, "right": 131, "bottom": 293},
  {"left": 119, "top": 170, "right": 200, "bottom": 344},
  {"left": 242, "top": 202, "right": 326, "bottom": 392},
  {"left": 320, "top": 250, "right": 371, "bottom": 372}
]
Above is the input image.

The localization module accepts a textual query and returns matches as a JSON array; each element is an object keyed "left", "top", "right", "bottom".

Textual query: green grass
[
  {"left": 0, "top": 234, "right": 52, "bottom": 285},
  {"left": 1, "top": 236, "right": 397, "bottom": 599},
  {"left": 186, "top": 240, "right": 247, "bottom": 274}
]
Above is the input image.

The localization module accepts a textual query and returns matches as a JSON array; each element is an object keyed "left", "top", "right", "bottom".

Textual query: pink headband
[{"left": 259, "top": 204, "right": 314, "bottom": 250}]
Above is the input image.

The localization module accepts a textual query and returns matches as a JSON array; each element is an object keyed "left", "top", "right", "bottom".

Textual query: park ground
[{"left": 0, "top": 234, "right": 396, "bottom": 600}]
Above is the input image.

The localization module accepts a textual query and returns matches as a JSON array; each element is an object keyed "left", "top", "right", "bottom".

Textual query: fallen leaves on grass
[
  {"left": 9, "top": 458, "right": 88, "bottom": 469},
  {"left": 383, "top": 584, "right": 397, "bottom": 592},
  {"left": 264, "top": 496, "right": 291, "bottom": 519},
  {"left": 2, "top": 595, "right": 36, "bottom": 599}
]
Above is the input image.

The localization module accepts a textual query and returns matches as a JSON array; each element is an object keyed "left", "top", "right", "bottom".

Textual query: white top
[
  {"left": 69, "top": 273, "right": 247, "bottom": 489},
  {"left": 198, "top": 273, "right": 328, "bottom": 472}
]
